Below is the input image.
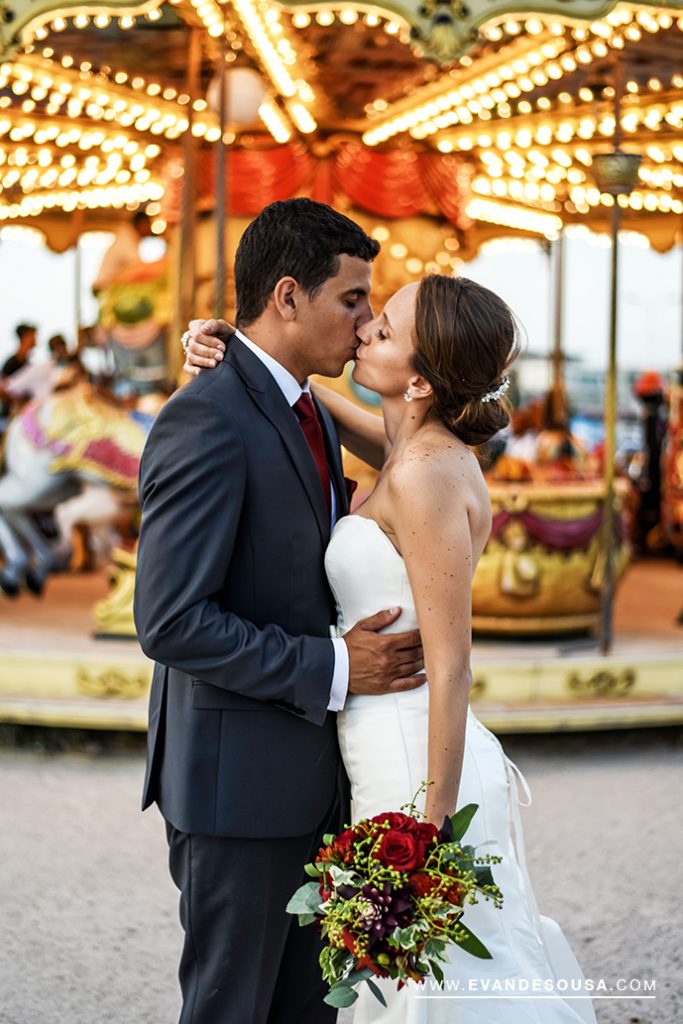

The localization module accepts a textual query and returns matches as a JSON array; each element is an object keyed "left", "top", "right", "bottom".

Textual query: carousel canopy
[{"left": 0, "top": 0, "right": 682, "bottom": 251}]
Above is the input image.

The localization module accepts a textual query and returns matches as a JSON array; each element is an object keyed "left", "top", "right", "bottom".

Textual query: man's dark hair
[
  {"left": 234, "top": 199, "right": 380, "bottom": 327},
  {"left": 16, "top": 323, "right": 36, "bottom": 340}
]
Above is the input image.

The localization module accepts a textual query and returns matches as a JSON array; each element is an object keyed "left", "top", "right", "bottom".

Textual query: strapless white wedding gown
[{"left": 326, "top": 515, "right": 596, "bottom": 1024}]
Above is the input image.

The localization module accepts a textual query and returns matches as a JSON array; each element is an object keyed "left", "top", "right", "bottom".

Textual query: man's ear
[{"left": 272, "top": 277, "right": 299, "bottom": 322}]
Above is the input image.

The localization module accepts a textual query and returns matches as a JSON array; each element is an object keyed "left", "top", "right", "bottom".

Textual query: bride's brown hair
[{"left": 412, "top": 274, "right": 521, "bottom": 446}]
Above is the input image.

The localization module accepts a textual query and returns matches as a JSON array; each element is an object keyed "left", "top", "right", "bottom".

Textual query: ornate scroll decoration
[
  {"left": 567, "top": 668, "right": 636, "bottom": 699},
  {"left": 76, "top": 666, "right": 149, "bottom": 699}
]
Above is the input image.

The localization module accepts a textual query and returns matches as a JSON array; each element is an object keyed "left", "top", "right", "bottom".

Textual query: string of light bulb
[
  {"left": 0, "top": 56, "right": 218, "bottom": 141},
  {"left": 0, "top": 180, "right": 164, "bottom": 220}
]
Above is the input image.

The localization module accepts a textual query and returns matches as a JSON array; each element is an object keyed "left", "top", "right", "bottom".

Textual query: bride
[{"left": 184, "top": 274, "right": 596, "bottom": 1024}]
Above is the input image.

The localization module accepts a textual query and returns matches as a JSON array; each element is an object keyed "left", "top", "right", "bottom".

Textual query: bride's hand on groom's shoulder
[
  {"left": 183, "top": 319, "right": 232, "bottom": 376},
  {"left": 344, "top": 608, "right": 425, "bottom": 697}
]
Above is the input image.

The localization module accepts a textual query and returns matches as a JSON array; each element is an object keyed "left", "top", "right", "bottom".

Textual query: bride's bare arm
[
  {"left": 388, "top": 453, "right": 473, "bottom": 827},
  {"left": 183, "top": 321, "right": 388, "bottom": 470},
  {"left": 310, "top": 382, "right": 387, "bottom": 471},
  {"left": 183, "top": 320, "right": 230, "bottom": 375}
]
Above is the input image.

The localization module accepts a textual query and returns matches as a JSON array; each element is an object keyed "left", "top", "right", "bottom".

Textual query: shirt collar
[{"left": 234, "top": 328, "right": 309, "bottom": 408}]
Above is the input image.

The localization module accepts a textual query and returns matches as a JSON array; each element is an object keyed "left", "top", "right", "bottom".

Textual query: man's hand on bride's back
[
  {"left": 183, "top": 319, "right": 232, "bottom": 376},
  {"left": 344, "top": 608, "right": 425, "bottom": 696}
]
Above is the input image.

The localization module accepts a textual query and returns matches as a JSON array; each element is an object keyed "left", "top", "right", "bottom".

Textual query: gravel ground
[{"left": 0, "top": 725, "right": 681, "bottom": 1024}]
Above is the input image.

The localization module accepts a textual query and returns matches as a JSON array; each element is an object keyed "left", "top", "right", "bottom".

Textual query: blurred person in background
[
  {"left": 92, "top": 210, "right": 153, "bottom": 294},
  {"left": 631, "top": 371, "right": 668, "bottom": 554},
  {"left": 2, "top": 334, "right": 75, "bottom": 405},
  {"left": 1, "top": 322, "right": 37, "bottom": 428},
  {"left": 2, "top": 322, "right": 37, "bottom": 378}
]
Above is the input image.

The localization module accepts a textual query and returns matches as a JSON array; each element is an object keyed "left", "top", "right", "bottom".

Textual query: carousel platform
[{"left": 0, "top": 560, "right": 681, "bottom": 732}]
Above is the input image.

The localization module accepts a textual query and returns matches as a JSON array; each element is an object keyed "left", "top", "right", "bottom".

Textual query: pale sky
[{"left": 0, "top": 225, "right": 681, "bottom": 371}]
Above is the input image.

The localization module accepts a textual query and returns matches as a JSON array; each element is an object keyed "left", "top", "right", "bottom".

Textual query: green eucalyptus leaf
[
  {"left": 286, "top": 881, "right": 321, "bottom": 918},
  {"left": 450, "top": 804, "right": 479, "bottom": 842},
  {"left": 474, "top": 865, "right": 494, "bottom": 887},
  {"left": 456, "top": 924, "right": 493, "bottom": 960},
  {"left": 324, "top": 984, "right": 359, "bottom": 1009},
  {"left": 429, "top": 959, "right": 445, "bottom": 986},
  {"left": 366, "top": 979, "right": 388, "bottom": 1007}
]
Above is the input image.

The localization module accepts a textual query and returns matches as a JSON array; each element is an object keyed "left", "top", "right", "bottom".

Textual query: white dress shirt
[{"left": 235, "top": 329, "right": 349, "bottom": 711}]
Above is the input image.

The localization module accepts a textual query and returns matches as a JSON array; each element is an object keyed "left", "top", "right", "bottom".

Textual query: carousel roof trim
[{"left": 0, "top": 0, "right": 682, "bottom": 249}]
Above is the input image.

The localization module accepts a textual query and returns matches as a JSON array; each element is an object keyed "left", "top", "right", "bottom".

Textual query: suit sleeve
[{"left": 133, "top": 388, "right": 335, "bottom": 726}]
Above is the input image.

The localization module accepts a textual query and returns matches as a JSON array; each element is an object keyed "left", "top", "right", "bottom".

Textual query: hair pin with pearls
[{"left": 481, "top": 376, "right": 511, "bottom": 404}]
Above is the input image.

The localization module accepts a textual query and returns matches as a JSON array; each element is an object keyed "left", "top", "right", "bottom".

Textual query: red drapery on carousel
[{"left": 162, "top": 142, "right": 471, "bottom": 229}]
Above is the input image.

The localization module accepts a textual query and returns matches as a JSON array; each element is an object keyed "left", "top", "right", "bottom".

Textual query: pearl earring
[{"left": 404, "top": 391, "right": 413, "bottom": 403}]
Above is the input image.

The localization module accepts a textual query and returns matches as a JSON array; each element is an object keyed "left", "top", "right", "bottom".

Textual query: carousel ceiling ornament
[
  {"left": 280, "top": 0, "right": 683, "bottom": 63},
  {"left": 362, "top": 6, "right": 683, "bottom": 145}
]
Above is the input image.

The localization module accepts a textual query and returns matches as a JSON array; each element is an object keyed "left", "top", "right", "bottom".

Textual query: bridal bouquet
[{"left": 286, "top": 790, "right": 503, "bottom": 1009}]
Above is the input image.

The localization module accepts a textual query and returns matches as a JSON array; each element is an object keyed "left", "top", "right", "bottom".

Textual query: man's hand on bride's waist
[
  {"left": 182, "top": 319, "right": 230, "bottom": 376},
  {"left": 344, "top": 607, "right": 425, "bottom": 697}
]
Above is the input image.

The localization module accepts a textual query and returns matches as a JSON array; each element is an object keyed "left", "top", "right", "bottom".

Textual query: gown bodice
[{"left": 325, "top": 515, "right": 418, "bottom": 636}]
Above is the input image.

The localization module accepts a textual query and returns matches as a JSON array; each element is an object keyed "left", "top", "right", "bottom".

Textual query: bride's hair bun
[{"left": 412, "top": 275, "right": 521, "bottom": 446}]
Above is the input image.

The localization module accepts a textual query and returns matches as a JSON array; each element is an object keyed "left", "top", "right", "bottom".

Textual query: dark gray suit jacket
[{"left": 134, "top": 336, "right": 348, "bottom": 838}]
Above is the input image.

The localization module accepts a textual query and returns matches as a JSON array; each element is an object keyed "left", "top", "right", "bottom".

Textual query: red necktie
[{"left": 293, "top": 393, "right": 332, "bottom": 519}]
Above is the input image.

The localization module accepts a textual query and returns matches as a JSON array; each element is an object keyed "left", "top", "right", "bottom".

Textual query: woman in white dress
[{"left": 185, "top": 275, "right": 596, "bottom": 1024}]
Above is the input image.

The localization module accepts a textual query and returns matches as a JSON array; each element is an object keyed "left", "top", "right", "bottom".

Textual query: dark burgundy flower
[
  {"left": 411, "top": 822, "right": 440, "bottom": 849},
  {"left": 446, "top": 882, "right": 464, "bottom": 906},
  {"left": 375, "top": 830, "right": 426, "bottom": 872},
  {"left": 408, "top": 872, "right": 438, "bottom": 898},
  {"left": 371, "top": 812, "right": 413, "bottom": 832},
  {"left": 331, "top": 827, "right": 357, "bottom": 862}
]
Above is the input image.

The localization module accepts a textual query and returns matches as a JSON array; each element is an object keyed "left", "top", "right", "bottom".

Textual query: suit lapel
[
  {"left": 315, "top": 395, "right": 348, "bottom": 519},
  {"left": 228, "top": 338, "right": 331, "bottom": 543}
]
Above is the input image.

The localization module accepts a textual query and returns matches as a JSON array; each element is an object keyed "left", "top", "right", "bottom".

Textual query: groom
[{"left": 134, "top": 199, "right": 425, "bottom": 1024}]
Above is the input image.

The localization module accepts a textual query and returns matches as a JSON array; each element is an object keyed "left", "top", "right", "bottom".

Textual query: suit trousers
[{"left": 165, "top": 796, "right": 341, "bottom": 1024}]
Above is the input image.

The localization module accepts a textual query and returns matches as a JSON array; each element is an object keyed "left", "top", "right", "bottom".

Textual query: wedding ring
[{"left": 180, "top": 330, "right": 192, "bottom": 353}]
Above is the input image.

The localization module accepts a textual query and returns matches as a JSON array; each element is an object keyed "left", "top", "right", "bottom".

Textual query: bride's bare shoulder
[{"left": 387, "top": 432, "right": 484, "bottom": 497}]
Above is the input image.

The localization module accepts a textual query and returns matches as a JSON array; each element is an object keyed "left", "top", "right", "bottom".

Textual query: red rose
[
  {"left": 411, "top": 822, "right": 440, "bottom": 849},
  {"left": 374, "top": 829, "right": 426, "bottom": 872},
  {"left": 371, "top": 812, "right": 413, "bottom": 832}
]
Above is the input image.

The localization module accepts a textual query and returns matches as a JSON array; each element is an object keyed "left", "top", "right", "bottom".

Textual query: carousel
[{"left": 0, "top": 0, "right": 682, "bottom": 730}]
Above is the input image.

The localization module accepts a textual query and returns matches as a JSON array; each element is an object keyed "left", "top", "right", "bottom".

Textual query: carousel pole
[
  {"left": 599, "top": 191, "right": 620, "bottom": 654},
  {"left": 598, "top": 61, "right": 633, "bottom": 656},
  {"left": 173, "top": 27, "right": 201, "bottom": 371},
  {"left": 72, "top": 210, "right": 84, "bottom": 350},
  {"left": 551, "top": 227, "right": 565, "bottom": 395},
  {"left": 214, "top": 33, "right": 228, "bottom": 321},
  {"left": 73, "top": 235, "right": 81, "bottom": 348}
]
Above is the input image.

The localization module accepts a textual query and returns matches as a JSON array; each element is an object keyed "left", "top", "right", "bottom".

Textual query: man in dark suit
[{"left": 134, "top": 199, "right": 424, "bottom": 1024}]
